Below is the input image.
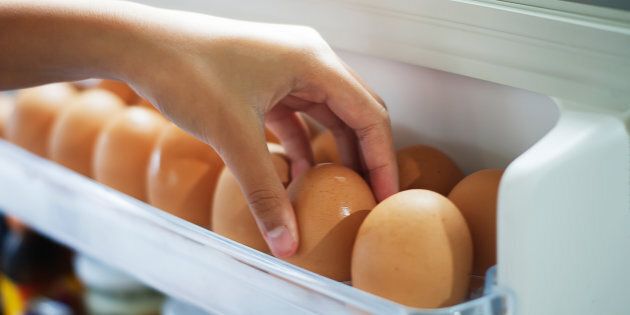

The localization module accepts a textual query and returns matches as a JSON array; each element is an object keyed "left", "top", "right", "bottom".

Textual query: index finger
[{"left": 319, "top": 66, "right": 399, "bottom": 201}]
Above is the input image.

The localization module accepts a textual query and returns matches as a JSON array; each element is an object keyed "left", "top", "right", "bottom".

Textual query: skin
[{"left": 0, "top": 0, "right": 398, "bottom": 258}]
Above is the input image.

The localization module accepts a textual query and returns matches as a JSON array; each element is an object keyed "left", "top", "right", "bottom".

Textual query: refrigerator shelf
[{"left": 0, "top": 140, "right": 511, "bottom": 314}]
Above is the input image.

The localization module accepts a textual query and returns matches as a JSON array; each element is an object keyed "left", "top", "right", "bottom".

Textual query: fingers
[
  {"left": 213, "top": 106, "right": 298, "bottom": 258},
  {"left": 301, "top": 104, "right": 361, "bottom": 171},
  {"left": 279, "top": 95, "right": 361, "bottom": 171},
  {"left": 339, "top": 59, "right": 387, "bottom": 109},
  {"left": 265, "top": 105, "right": 313, "bottom": 178},
  {"left": 321, "top": 67, "right": 399, "bottom": 202}
]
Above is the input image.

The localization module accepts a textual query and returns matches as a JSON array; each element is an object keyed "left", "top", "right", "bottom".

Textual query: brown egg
[
  {"left": 268, "top": 143, "right": 291, "bottom": 185},
  {"left": 284, "top": 164, "right": 375, "bottom": 281},
  {"left": 6, "top": 83, "right": 76, "bottom": 156},
  {"left": 448, "top": 169, "right": 503, "bottom": 286},
  {"left": 48, "top": 89, "right": 125, "bottom": 177},
  {"left": 0, "top": 93, "right": 15, "bottom": 139},
  {"left": 212, "top": 143, "right": 289, "bottom": 253},
  {"left": 264, "top": 128, "right": 280, "bottom": 144},
  {"left": 147, "top": 123, "right": 224, "bottom": 227},
  {"left": 136, "top": 98, "right": 158, "bottom": 111},
  {"left": 397, "top": 144, "right": 464, "bottom": 195},
  {"left": 312, "top": 130, "right": 341, "bottom": 164},
  {"left": 93, "top": 107, "right": 167, "bottom": 201},
  {"left": 96, "top": 79, "right": 139, "bottom": 104},
  {"left": 352, "top": 189, "right": 473, "bottom": 308}
]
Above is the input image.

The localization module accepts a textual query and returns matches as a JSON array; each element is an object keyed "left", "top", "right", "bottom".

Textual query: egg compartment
[
  {"left": 0, "top": 48, "right": 562, "bottom": 314},
  {"left": 0, "top": 139, "right": 513, "bottom": 314}
]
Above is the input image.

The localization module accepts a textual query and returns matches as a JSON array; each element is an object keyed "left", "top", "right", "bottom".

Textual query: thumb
[{"left": 213, "top": 109, "right": 298, "bottom": 258}]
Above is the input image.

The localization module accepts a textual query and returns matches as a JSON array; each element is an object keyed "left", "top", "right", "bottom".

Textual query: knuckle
[
  {"left": 357, "top": 110, "right": 389, "bottom": 142},
  {"left": 356, "top": 108, "right": 390, "bottom": 142},
  {"left": 299, "top": 26, "right": 321, "bottom": 38},
  {"left": 368, "top": 162, "right": 390, "bottom": 174},
  {"left": 356, "top": 122, "right": 381, "bottom": 142},
  {"left": 297, "top": 28, "right": 332, "bottom": 58},
  {"left": 375, "top": 106, "right": 390, "bottom": 123},
  {"left": 246, "top": 188, "right": 282, "bottom": 221},
  {"left": 377, "top": 97, "right": 388, "bottom": 110}
]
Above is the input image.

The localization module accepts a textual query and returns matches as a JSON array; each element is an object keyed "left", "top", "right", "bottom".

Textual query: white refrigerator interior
[{"left": 0, "top": 1, "right": 628, "bottom": 315}]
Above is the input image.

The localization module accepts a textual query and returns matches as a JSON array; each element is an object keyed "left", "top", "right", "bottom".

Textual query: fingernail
[{"left": 266, "top": 225, "right": 297, "bottom": 258}]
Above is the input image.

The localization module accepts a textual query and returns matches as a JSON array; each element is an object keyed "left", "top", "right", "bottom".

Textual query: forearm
[{"left": 0, "top": 0, "right": 152, "bottom": 89}]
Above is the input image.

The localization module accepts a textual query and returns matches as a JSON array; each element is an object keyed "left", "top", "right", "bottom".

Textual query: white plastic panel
[
  {"left": 134, "top": 0, "right": 630, "bottom": 110},
  {"left": 498, "top": 102, "right": 630, "bottom": 315},
  {"left": 337, "top": 50, "right": 559, "bottom": 172}
]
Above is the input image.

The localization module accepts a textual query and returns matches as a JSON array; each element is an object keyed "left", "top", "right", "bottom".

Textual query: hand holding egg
[
  {"left": 0, "top": 0, "right": 519, "bottom": 310},
  {"left": 119, "top": 9, "right": 399, "bottom": 257},
  {"left": 1, "top": 0, "right": 399, "bottom": 258}
]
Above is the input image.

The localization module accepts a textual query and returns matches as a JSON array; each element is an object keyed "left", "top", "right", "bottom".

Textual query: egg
[
  {"left": 93, "top": 107, "right": 167, "bottom": 201},
  {"left": 0, "top": 93, "right": 15, "bottom": 139},
  {"left": 147, "top": 123, "right": 224, "bottom": 227},
  {"left": 48, "top": 89, "right": 125, "bottom": 177},
  {"left": 311, "top": 130, "right": 341, "bottom": 164},
  {"left": 6, "top": 83, "right": 77, "bottom": 157},
  {"left": 96, "top": 79, "right": 139, "bottom": 104},
  {"left": 352, "top": 189, "right": 473, "bottom": 308},
  {"left": 397, "top": 145, "right": 464, "bottom": 195},
  {"left": 284, "top": 164, "right": 375, "bottom": 281},
  {"left": 136, "top": 98, "right": 158, "bottom": 111},
  {"left": 448, "top": 169, "right": 503, "bottom": 291},
  {"left": 211, "top": 143, "right": 289, "bottom": 253},
  {"left": 264, "top": 128, "right": 280, "bottom": 144}
]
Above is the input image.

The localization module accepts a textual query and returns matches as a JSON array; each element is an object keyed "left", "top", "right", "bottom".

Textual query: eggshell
[
  {"left": 397, "top": 145, "right": 464, "bottom": 195},
  {"left": 284, "top": 164, "right": 375, "bottom": 281},
  {"left": 147, "top": 123, "right": 223, "bottom": 227},
  {"left": 448, "top": 169, "right": 503, "bottom": 279},
  {"left": 6, "top": 83, "right": 76, "bottom": 157},
  {"left": 311, "top": 130, "right": 341, "bottom": 164},
  {"left": 48, "top": 89, "right": 125, "bottom": 177},
  {"left": 136, "top": 98, "right": 158, "bottom": 111},
  {"left": 268, "top": 143, "right": 291, "bottom": 185},
  {"left": 96, "top": 80, "right": 139, "bottom": 104},
  {"left": 352, "top": 189, "right": 473, "bottom": 308},
  {"left": 93, "top": 107, "right": 166, "bottom": 201},
  {"left": 0, "top": 93, "right": 15, "bottom": 139},
  {"left": 264, "top": 128, "right": 280, "bottom": 144},
  {"left": 211, "top": 143, "right": 289, "bottom": 253}
]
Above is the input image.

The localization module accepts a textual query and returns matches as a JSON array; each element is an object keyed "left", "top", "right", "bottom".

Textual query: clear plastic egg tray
[{"left": 0, "top": 140, "right": 512, "bottom": 314}]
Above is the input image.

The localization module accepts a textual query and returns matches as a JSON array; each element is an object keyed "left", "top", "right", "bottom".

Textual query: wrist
[{"left": 80, "top": 1, "right": 161, "bottom": 82}]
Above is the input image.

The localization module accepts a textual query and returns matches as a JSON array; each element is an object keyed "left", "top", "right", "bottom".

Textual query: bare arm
[{"left": 0, "top": 1, "right": 147, "bottom": 87}]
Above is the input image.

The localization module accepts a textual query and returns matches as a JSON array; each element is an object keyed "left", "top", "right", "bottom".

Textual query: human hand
[
  {"left": 121, "top": 8, "right": 399, "bottom": 257},
  {"left": 0, "top": 1, "right": 399, "bottom": 258}
]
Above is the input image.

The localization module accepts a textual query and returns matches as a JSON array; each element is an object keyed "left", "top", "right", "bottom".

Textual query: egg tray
[{"left": 0, "top": 140, "right": 512, "bottom": 315}]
